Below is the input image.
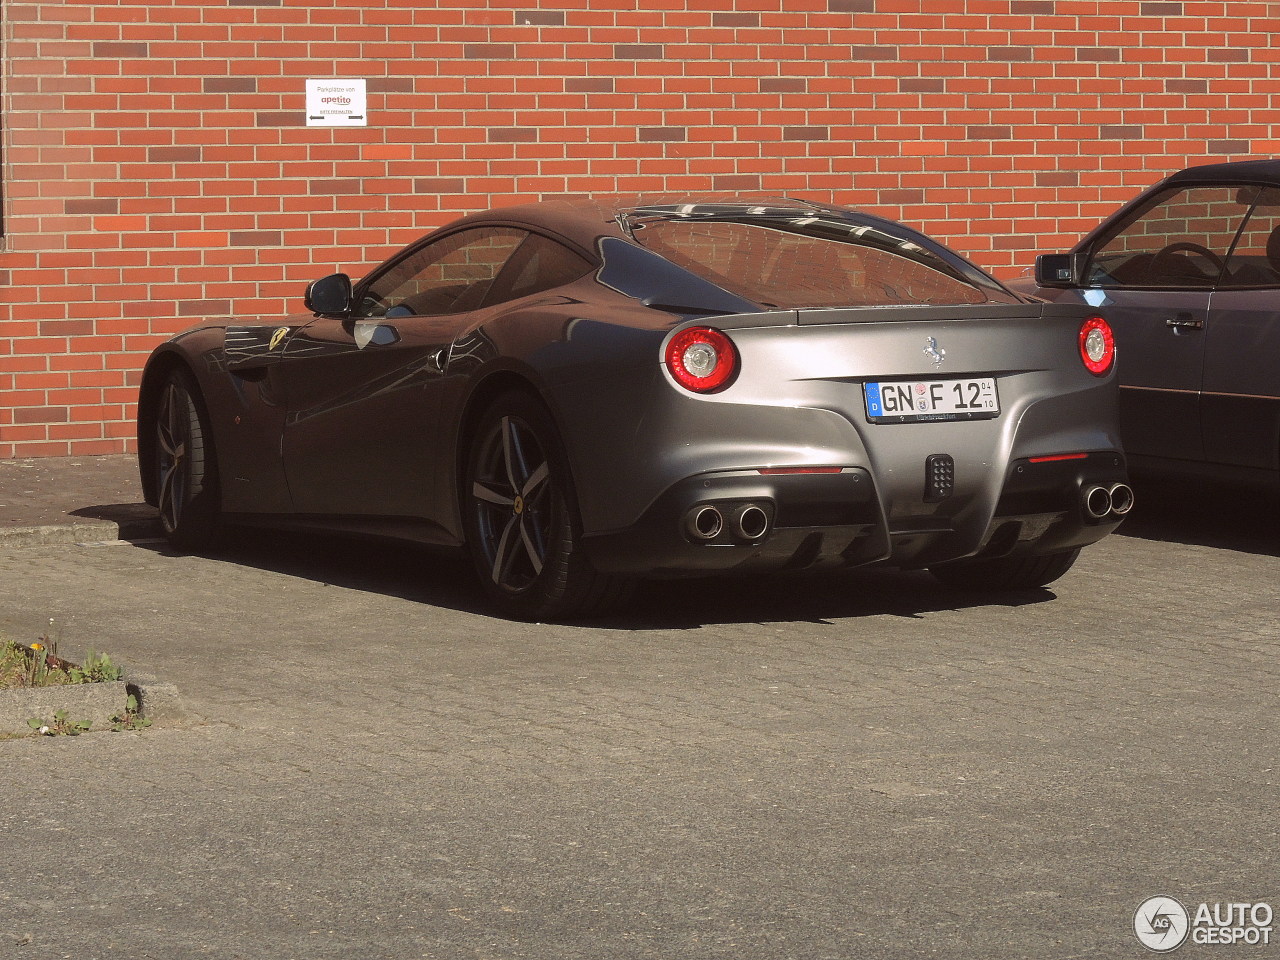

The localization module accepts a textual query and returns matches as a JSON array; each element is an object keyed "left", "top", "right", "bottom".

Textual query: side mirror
[
  {"left": 305, "top": 273, "right": 352, "bottom": 316},
  {"left": 1034, "top": 253, "right": 1086, "bottom": 288}
]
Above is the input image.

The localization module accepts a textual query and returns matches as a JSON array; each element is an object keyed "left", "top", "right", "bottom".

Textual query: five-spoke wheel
[
  {"left": 154, "top": 368, "right": 220, "bottom": 549},
  {"left": 464, "top": 391, "right": 631, "bottom": 620}
]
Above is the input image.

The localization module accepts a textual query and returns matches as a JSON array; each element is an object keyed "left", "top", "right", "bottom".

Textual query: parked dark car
[
  {"left": 1014, "top": 158, "right": 1280, "bottom": 488},
  {"left": 138, "top": 197, "right": 1130, "bottom": 620}
]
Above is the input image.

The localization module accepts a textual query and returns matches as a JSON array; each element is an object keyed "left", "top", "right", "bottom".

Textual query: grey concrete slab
[
  {"left": 0, "top": 476, "right": 1277, "bottom": 958},
  {"left": 0, "top": 680, "right": 128, "bottom": 736}
]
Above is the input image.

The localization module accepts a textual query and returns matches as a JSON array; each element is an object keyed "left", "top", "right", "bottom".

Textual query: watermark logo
[
  {"left": 1134, "top": 897, "right": 1274, "bottom": 951},
  {"left": 1191, "top": 902, "right": 1274, "bottom": 946},
  {"left": 1135, "top": 896, "right": 1190, "bottom": 952}
]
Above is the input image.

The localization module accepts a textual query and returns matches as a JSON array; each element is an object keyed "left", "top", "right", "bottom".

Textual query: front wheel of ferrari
[
  {"left": 154, "top": 367, "right": 221, "bottom": 550},
  {"left": 928, "top": 548, "right": 1080, "bottom": 592},
  {"left": 464, "top": 391, "right": 633, "bottom": 621}
]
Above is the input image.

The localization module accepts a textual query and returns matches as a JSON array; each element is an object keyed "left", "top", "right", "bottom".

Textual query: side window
[
  {"left": 356, "top": 227, "right": 527, "bottom": 318},
  {"left": 1085, "top": 185, "right": 1246, "bottom": 289},
  {"left": 1220, "top": 187, "right": 1280, "bottom": 288},
  {"left": 488, "top": 233, "right": 594, "bottom": 306}
]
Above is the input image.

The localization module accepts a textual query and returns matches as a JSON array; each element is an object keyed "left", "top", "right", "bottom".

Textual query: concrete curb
[
  {"left": 0, "top": 680, "right": 129, "bottom": 736},
  {"left": 0, "top": 673, "right": 191, "bottom": 735},
  {"left": 0, "top": 517, "right": 163, "bottom": 548},
  {"left": 125, "top": 671, "right": 198, "bottom": 727}
]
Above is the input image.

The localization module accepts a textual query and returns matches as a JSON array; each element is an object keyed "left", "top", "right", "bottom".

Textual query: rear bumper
[{"left": 580, "top": 452, "right": 1129, "bottom": 578}]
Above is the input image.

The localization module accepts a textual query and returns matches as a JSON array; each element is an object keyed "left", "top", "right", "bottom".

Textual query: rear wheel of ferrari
[
  {"left": 464, "top": 391, "right": 632, "bottom": 621},
  {"left": 928, "top": 548, "right": 1080, "bottom": 592},
  {"left": 154, "top": 368, "right": 221, "bottom": 550}
]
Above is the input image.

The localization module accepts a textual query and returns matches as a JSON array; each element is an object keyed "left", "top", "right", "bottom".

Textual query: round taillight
[
  {"left": 1079, "top": 315, "right": 1115, "bottom": 376},
  {"left": 664, "top": 326, "right": 738, "bottom": 392}
]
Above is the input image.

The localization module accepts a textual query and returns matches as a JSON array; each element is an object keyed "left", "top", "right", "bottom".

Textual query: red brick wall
[{"left": 2, "top": 0, "right": 1277, "bottom": 457}]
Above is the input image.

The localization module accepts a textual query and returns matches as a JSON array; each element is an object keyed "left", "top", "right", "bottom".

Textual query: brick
[
  {"left": 14, "top": 407, "right": 70, "bottom": 424},
  {"left": 414, "top": 178, "right": 467, "bottom": 194},
  {"left": 229, "top": 231, "right": 283, "bottom": 246},
  {"left": 850, "top": 46, "right": 897, "bottom": 61},
  {"left": 784, "top": 126, "right": 829, "bottom": 141},
  {"left": 638, "top": 127, "right": 687, "bottom": 142},
  {"left": 566, "top": 78, "right": 614, "bottom": 93},
  {"left": 203, "top": 77, "right": 257, "bottom": 93},
  {"left": 465, "top": 44, "right": 516, "bottom": 60},
  {"left": 712, "top": 174, "right": 762, "bottom": 190},
  {"left": 92, "top": 42, "right": 149, "bottom": 58},
  {"left": 490, "top": 127, "right": 539, "bottom": 143},
  {"left": 1100, "top": 125, "right": 1144, "bottom": 139},
  {"left": 516, "top": 10, "right": 565, "bottom": 26},
  {"left": 614, "top": 44, "right": 665, "bottom": 60},
  {"left": 178, "top": 299, "right": 232, "bottom": 316}
]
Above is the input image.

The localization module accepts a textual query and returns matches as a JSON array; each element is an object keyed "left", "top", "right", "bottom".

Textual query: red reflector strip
[
  {"left": 1028, "top": 453, "right": 1089, "bottom": 463},
  {"left": 758, "top": 467, "right": 844, "bottom": 475}
]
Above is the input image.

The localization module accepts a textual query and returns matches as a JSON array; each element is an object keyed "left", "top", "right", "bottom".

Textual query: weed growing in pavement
[
  {"left": 109, "top": 694, "right": 152, "bottom": 733},
  {"left": 70, "top": 650, "right": 124, "bottom": 684},
  {"left": 0, "top": 640, "right": 74, "bottom": 688},
  {"left": 3, "top": 626, "right": 152, "bottom": 737},
  {"left": 26, "top": 710, "right": 93, "bottom": 737},
  {"left": 2, "top": 627, "right": 125, "bottom": 690}
]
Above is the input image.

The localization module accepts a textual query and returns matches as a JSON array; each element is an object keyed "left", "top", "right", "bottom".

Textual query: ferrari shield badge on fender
[{"left": 269, "top": 326, "right": 290, "bottom": 351}]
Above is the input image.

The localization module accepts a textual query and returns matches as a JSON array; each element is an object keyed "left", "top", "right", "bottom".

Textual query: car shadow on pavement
[
  {"left": 130, "top": 526, "right": 1058, "bottom": 629},
  {"left": 612, "top": 568, "right": 1057, "bottom": 629},
  {"left": 1113, "top": 474, "right": 1280, "bottom": 558},
  {"left": 70, "top": 502, "right": 163, "bottom": 537}
]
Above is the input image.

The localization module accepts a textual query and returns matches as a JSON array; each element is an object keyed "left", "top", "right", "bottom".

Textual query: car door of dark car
[
  {"left": 279, "top": 226, "right": 527, "bottom": 528},
  {"left": 1202, "top": 197, "right": 1280, "bottom": 470},
  {"left": 1080, "top": 185, "right": 1246, "bottom": 463}
]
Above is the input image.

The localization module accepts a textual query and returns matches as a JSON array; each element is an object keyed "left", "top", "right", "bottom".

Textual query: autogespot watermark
[{"left": 1134, "top": 896, "right": 1274, "bottom": 952}]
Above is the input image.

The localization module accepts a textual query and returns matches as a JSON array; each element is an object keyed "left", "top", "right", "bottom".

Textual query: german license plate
[{"left": 864, "top": 377, "right": 999, "bottom": 423}]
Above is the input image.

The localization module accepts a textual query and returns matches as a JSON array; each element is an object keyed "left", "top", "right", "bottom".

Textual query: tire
[
  {"left": 154, "top": 367, "right": 221, "bottom": 550},
  {"left": 463, "top": 391, "right": 633, "bottom": 621},
  {"left": 928, "top": 548, "right": 1080, "bottom": 592}
]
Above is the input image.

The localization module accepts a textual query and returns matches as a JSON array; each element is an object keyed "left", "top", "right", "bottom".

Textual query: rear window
[{"left": 631, "top": 218, "right": 1010, "bottom": 308}]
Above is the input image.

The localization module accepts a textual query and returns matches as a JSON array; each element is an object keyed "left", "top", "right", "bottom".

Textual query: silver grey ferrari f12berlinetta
[{"left": 138, "top": 197, "right": 1131, "bottom": 620}]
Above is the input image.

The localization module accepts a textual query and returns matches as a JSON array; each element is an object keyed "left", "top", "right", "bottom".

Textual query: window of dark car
[
  {"left": 356, "top": 227, "right": 527, "bottom": 318},
  {"left": 631, "top": 217, "right": 1006, "bottom": 308},
  {"left": 484, "top": 232, "right": 594, "bottom": 307},
  {"left": 1219, "top": 187, "right": 1280, "bottom": 289},
  {"left": 1084, "top": 185, "right": 1246, "bottom": 289}
]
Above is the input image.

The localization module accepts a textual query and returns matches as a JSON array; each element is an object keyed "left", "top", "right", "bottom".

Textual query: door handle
[{"left": 1166, "top": 313, "right": 1204, "bottom": 330}]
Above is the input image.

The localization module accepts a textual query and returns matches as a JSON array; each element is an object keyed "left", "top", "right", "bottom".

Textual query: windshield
[{"left": 626, "top": 210, "right": 1015, "bottom": 308}]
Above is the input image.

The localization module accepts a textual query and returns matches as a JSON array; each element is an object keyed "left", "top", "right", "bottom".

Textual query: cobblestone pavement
[{"left": 0, "top": 477, "right": 1277, "bottom": 959}]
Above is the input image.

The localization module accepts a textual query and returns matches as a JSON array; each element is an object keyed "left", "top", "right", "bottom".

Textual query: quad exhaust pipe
[
  {"left": 684, "top": 502, "right": 772, "bottom": 543},
  {"left": 1082, "top": 482, "right": 1135, "bottom": 520},
  {"left": 685, "top": 505, "right": 724, "bottom": 541},
  {"left": 731, "top": 504, "right": 770, "bottom": 541}
]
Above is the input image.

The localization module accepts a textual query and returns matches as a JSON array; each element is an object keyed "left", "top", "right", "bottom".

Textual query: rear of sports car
[{"left": 567, "top": 202, "right": 1131, "bottom": 589}]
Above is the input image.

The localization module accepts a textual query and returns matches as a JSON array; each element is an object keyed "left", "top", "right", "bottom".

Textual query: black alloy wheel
[
  {"left": 154, "top": 368, "right": 220, "bottom": 549},
  {"left": 465, "top": 391, "right": 631, "bottom": 620}
]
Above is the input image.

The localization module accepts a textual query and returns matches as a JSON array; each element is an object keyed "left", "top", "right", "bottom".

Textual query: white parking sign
[{"left": 306, "top": 79, "right": 367, "bottom": 126}]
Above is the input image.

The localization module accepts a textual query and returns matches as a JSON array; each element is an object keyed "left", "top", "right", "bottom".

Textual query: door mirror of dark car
[
  {"left": 305, "top": 273, "right": 353, "bottom": 316},
  {"left": 1034, "top": 253, "right": 1086, "bottom": 288}
]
